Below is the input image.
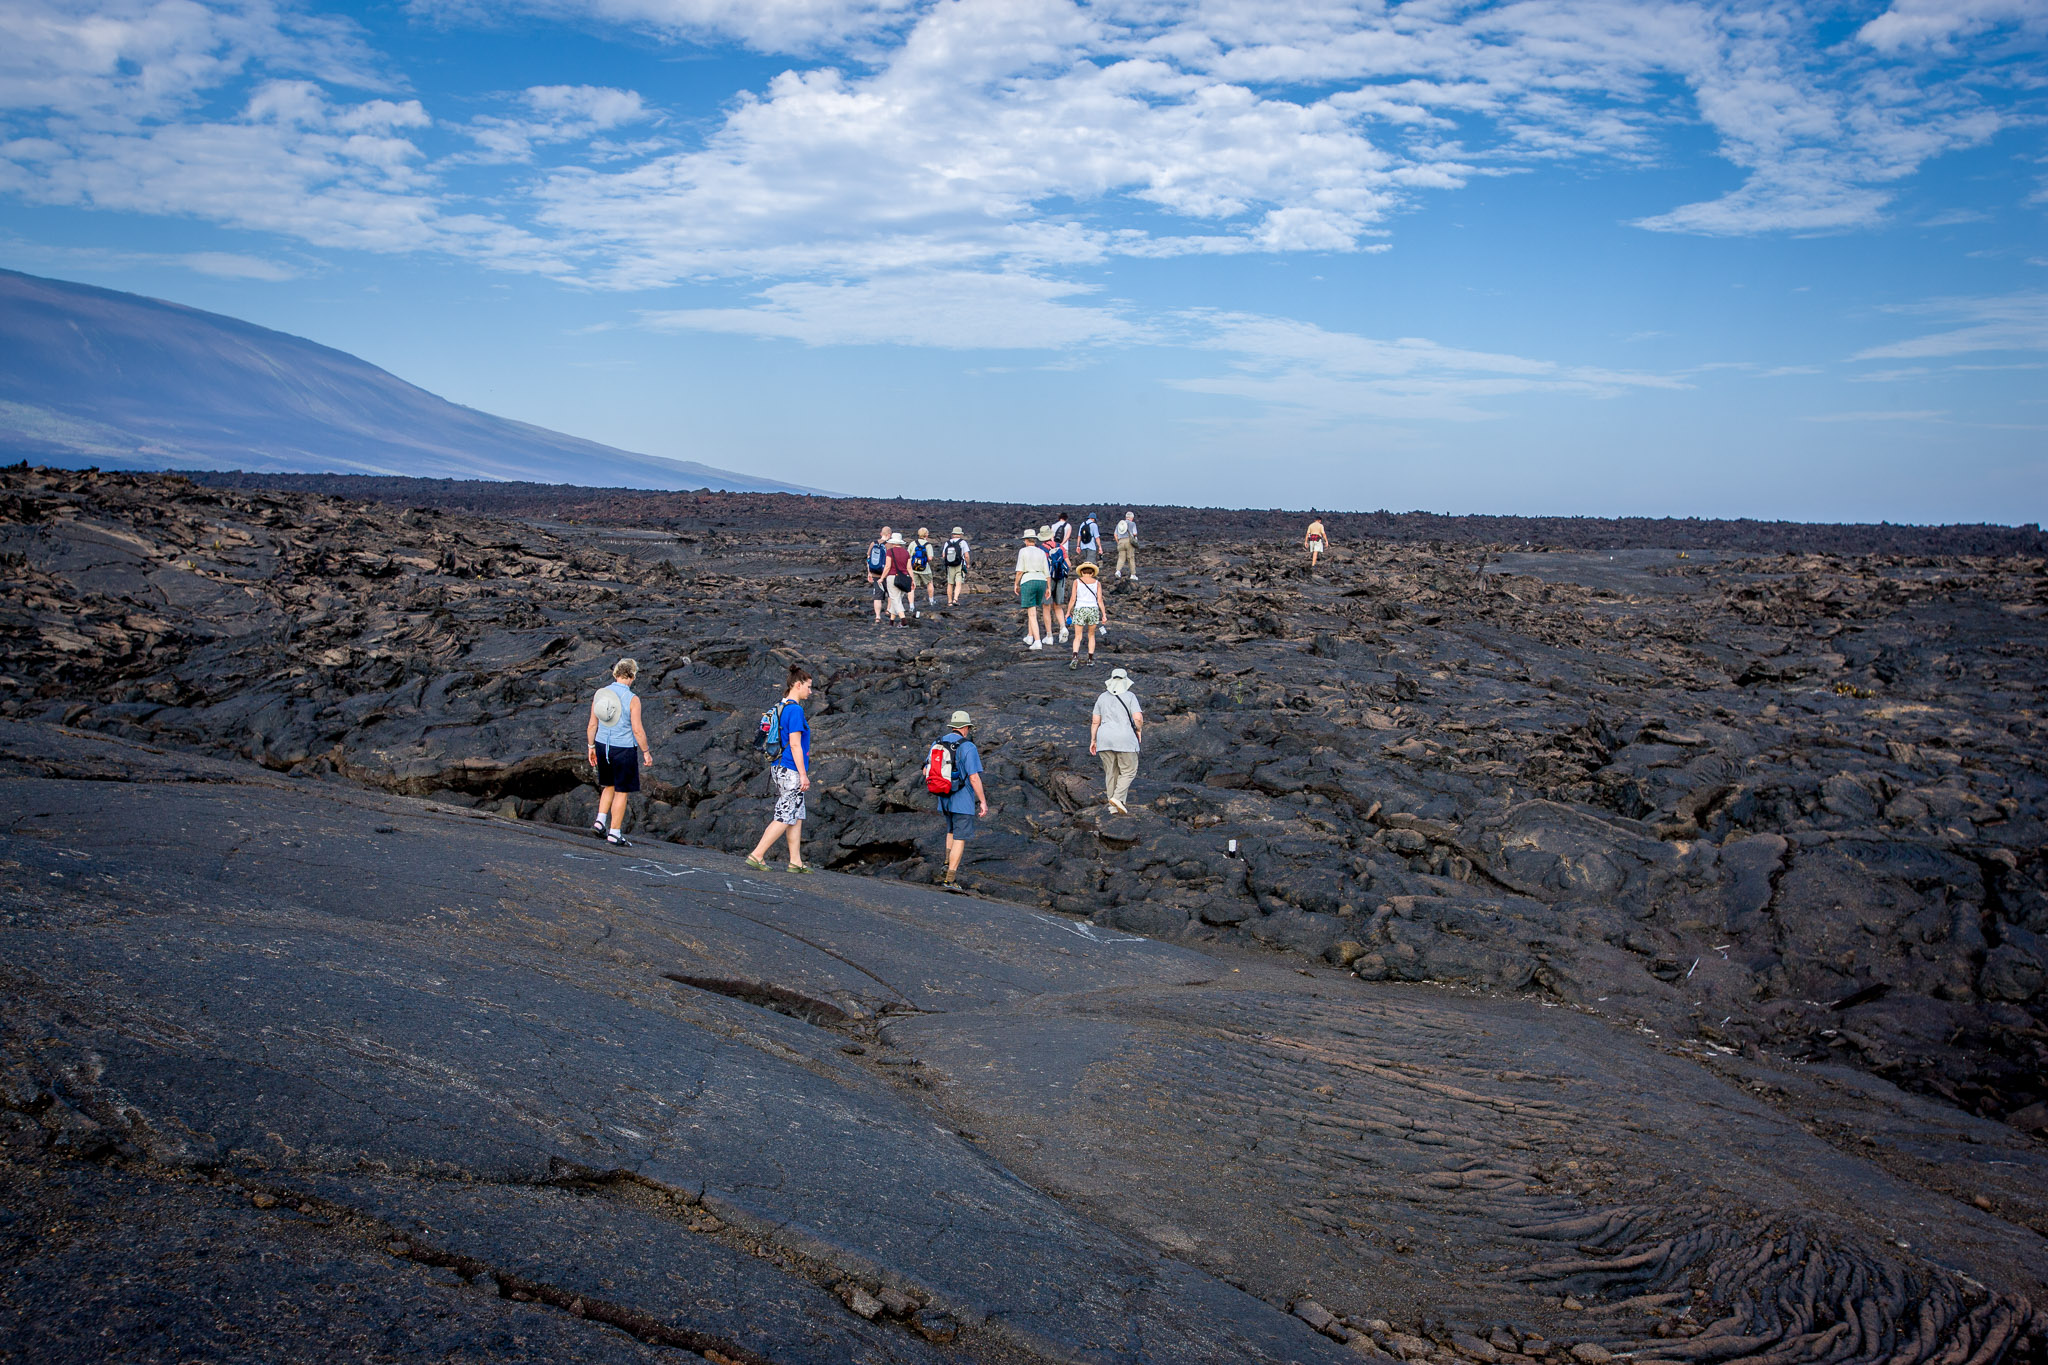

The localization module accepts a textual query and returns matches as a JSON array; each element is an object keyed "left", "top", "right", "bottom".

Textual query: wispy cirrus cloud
[{"left": 1854, "top": 292, "right": 2048, "bottom": 361}]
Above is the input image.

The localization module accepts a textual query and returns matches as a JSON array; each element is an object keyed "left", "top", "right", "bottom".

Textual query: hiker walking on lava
[
  {"left": 1045, "top": 520, "right": 1074, "bottom": 644},
  {"left": 943, "top": 526, "right": 971, "bottom": 605},
  {"left": 1066, "top": 562, "right": 1106, "bottom": 669},
  {"left": 1014, "top": 527, "right": 1051, "bottom": 650},
  {"left": 587, "top": 657, "right": 653, "bottom": 848},
  {"left": 884, "top": 532, "right": 916, "bottom": 625},
  {"left": 927, "top": 709, "right": 987, "bottom": 891},
  {"left": 746, "top": 664, "right": 815, "bottom": 874},
  {"left": 1090, "top": 668, "right": 1143, "bottom": 815},
  {"left": 866, "top": 526, "right": 893, "bottom": 625},
  {"left": 911, "top": 527, "right": 938, "bottom": 608},
  {"left": 1114, "top": 510, "right": 1138, "bottom": 580},
  {"left": 1305, "top": 515, "right": 1328, "bottom": 568},
  {"left": 1076, "top": 512, "right": 1102, "bottom": 566}
]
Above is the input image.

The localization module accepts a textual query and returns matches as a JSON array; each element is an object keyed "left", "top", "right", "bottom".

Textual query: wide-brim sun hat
[
  {"left": 1105, "top": 668, "right": 1132, "bottom": 695},
  {"left": 949, "top": 709, "right": 973, "bottom": 726},
  {"left": 1077, "top": 561, "right": 1099, "bottom": 576},
  {"left": 1038, "top": 525, "right": 1053, "bottom": 539},
  {"left": 888, "top": 532, "right": 904, "bottom": 544},
  {"left": 1022, "top": 529, "right": 1039, "bottom": 540},
  {"left": 951, "top": 526, "right": 964, "bottom": 535}
]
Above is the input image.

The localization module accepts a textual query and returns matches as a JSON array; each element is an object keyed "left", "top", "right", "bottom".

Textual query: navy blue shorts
[
  {"left": 595, "top": 743, "right": 640, "bottom": 793},
  {"left": 941, "top": 809, "right": 978, "bottom": 840}
]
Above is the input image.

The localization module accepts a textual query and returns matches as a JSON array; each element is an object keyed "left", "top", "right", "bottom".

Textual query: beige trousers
[
  {"left": 1115, "top": 538, "right": 1137, "bottom": 575},
  {"left": 1100, "top": 749, "right": 1139, "bottom": 806}
]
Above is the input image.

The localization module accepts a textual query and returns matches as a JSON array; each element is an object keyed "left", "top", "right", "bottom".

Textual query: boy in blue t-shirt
[
  {"left": 746, "top": 664, "right": 815, "bottom": 872},
  {"left": 935, "top": 710, "right": 988, "bottom": 891}
]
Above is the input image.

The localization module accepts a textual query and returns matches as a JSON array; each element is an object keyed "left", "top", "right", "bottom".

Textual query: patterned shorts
[
  {"left": 772, "top": 765, "right": 807, "bottom": 824},
  {"left": 1069, "top": 606, "right": 1100, "bottom": 626}
]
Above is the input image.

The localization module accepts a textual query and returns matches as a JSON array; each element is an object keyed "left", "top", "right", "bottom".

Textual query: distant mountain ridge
[{"left": 0, "top": 269, "right": 821, "bottom": 494}]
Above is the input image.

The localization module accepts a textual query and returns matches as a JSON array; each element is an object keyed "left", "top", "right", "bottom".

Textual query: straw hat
[{"left": 1077, "top": 561, "right": 1099, "bottom": 576}]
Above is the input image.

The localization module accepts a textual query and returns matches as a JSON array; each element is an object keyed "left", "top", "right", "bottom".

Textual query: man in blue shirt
[
  {"left": 746, "top": 664, "right": 815, "bottom": 873},
  {"left": 935, "top": 709, "right": 988, "bottom": 892}
]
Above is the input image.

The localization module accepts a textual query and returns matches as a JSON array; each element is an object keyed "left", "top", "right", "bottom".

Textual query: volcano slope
[{"left": 2, "top": 467, "right": 2047, "bottom": 1361}]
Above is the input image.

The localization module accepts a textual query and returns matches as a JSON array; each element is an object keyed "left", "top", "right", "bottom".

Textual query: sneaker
[
  {"left": 606, "top": 832, "right": 633, "bottom": 848},
  {"left": 745, "top": 856, "right": 769, "bottom": 871},
  {"left": 1068, "top": 657, "right": 1078, "bottom": 670},
  {"left": 1058, "top": 630, "right": 1069, "bottom": 643},
  {"left": 1107, "top": 798, "right": 1128, "bottom": 815},
  {"left": 1030, "top": 641, "right": 1043, "bottom": 651}
]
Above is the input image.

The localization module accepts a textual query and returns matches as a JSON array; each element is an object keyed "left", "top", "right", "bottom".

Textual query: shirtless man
[{"left": 1304, "top": 515, "right": 1328, "bottom": 568}]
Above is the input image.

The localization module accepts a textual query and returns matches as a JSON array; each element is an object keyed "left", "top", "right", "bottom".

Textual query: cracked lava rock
[{"left": 1, "top": 466, "right": 2045, "bottom": 1364}]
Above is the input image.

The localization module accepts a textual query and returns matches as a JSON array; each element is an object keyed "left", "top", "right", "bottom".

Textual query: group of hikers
[
  {"left": 585, "top": 656, "right": 1143, "bottom": 887},
  {"left": 584, "top": 509, "right": 1331, "bottom": 881},
  {"left": 864, "top": 513, "right": 1142, "bottom": 661}
]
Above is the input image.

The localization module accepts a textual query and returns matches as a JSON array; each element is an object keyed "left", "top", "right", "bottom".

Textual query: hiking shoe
[
  {"left": 606, "top": 832, "right": 633, "bottom": 848},
  {"left": 1068, "top": 657, "right": 1078, "bottom": 669},
  {"left": 745, "top": 856, "right": 769, "bottom": 871},
  {"left": 1107, "top": 798, "right": 1128, "bottom": 815},
  {"left": 786, "top": 863, "right": 814, "bottom": 874}
]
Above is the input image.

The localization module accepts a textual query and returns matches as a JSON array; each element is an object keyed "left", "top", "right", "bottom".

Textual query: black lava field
[{"left": 3, "top": 466, "right": 2045, "bottom": 1365}]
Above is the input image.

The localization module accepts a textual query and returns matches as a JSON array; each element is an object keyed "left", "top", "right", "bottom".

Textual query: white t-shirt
[
  {"left": 1050, "top": 518, "right": 1070, "bottom": 548},
  {"left": 1072, "top": 579, "right": 1102, "bottom": 613},
  {"left": 1015, "top": 544, "right": 1049, "bottom": 583}
]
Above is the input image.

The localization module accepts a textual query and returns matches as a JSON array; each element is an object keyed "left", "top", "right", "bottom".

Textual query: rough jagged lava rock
[{"left": 2, "top": 466, "right": 2044, "bottom": 1137}]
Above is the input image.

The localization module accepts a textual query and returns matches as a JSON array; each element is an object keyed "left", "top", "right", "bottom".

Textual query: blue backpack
[
  {"left": 1047, "top": 541, "right": 1069, "bottom": 576},
  {"left": 911, "top": 541, "right": 930, "bottom": 569},
  {"left": 865, "top": 541, "right": 886, "bottom": 574},
  {"left": 755, "top": 701, "right": 785, "bottom": 756}
]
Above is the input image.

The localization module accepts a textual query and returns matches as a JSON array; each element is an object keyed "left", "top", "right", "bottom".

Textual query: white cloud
[
  {"left": 409, "top": 0, "right": 919, "bottom": 53},
  {"left": 459, "top": 84, "right": 652, "bottom": 164},
  {"left": 1171, "top": 310, "right": 1685, "bottom": 423},
  {"left": 0, "top": 0, "right": 2036, "bottom": 296},
  {"left": 1858, "top": 0, "right": 2048, "bottom": 55},
  {"left": 0, "top": 234, "right": 301, "bottom": 279},
  {"left": 641, "top": 270, "right": 1141, "bottom": 348},
  {"left": 1853, "top": 292, "right": 2048, "bottom": 360},
  {"left": 1801, "top": 409, "right": 1947, "bottom": 422}
]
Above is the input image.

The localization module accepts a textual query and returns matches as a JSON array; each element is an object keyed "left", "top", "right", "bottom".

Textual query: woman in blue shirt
[
  {"left": 746, "top": 664, "right": 815, "bottom": 873},
  {"left": 586, "top": 658, "right": 653, "bottom": 848}
]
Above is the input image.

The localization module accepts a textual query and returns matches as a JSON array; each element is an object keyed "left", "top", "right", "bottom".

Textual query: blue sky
[{"left": 2, "top": 0, "right": 2044, "bottom": 521}]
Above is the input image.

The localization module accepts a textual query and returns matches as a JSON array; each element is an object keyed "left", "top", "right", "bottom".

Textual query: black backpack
[{"left": 943, "top": 538, "right": 964, "bottom": 566}]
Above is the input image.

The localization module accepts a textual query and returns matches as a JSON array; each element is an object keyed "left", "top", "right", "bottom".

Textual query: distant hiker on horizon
[
  {"left": 1089, "top": 668, "right": 1143, "bottom": 815},
  {"left": 866, "top": 526, "right": 893, "bottom": 625},
  {"left": 1305, "top": 515, "right": 1328, "bottom": 568},
  {"left": 1014, "top": 527, "right": 1051, "bottom": 650},
  {"left": 884, "top": 532, "right": 916, "bottom": 626},
  {"left": 911, "top": 527, "right": 938, "bottom": 608},
  {"left": 1066, "top": 561, "right": 1106, "bottom": 669},
  {"left": 587, "top": 657, "right": 652, "bottom": 849},
  {"left": 746, "top": 664, "right": 814, "bottom": 874},
  {"left": 944, "top": 526, "right": 972, "bottom": 605},
  {"left": 926, "top": 709, "right": 987, "bottom": 891},
  {"left": 1114, "top": 511, "right": 1138, "bottom": 580}
]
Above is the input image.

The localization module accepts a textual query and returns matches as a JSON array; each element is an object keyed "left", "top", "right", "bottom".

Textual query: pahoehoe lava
[{"left": 2, "top": 465, "right": 2045, "bottom": 1364}]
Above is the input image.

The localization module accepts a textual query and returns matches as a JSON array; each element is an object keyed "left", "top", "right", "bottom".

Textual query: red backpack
[{"left": 925, "top": 734, "right": 965, "bottom": 795}]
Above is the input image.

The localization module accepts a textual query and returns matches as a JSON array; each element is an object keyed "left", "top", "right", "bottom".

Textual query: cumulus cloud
[
  {"left": 1, "top": 0, "right": 2036, "bottom": 298},
  {"left": 459, "top": 84, "right": 653, "bottom": 163}
]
